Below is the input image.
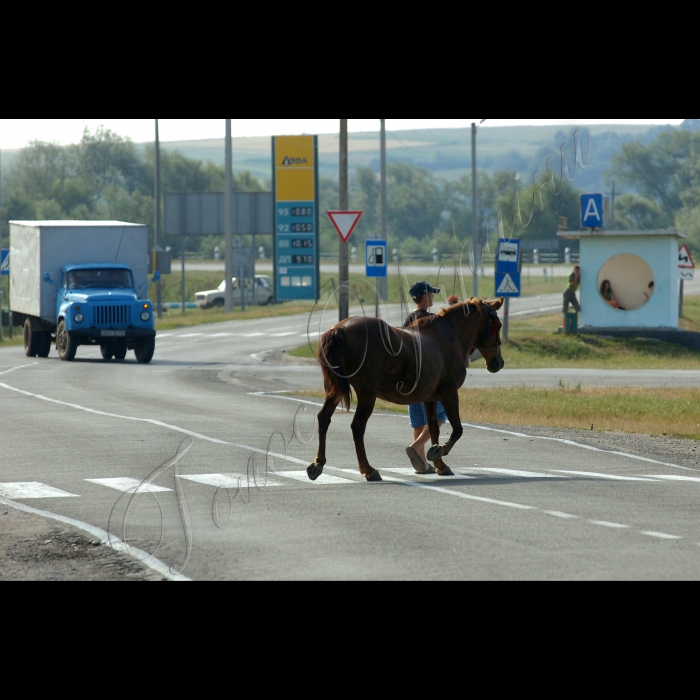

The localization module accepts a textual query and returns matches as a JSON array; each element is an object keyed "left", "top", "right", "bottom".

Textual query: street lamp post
[
  {"left": 154, "top": 119, "right": 162, "bottom": 319},
  {"left": 224, "top": 120, "right": 234, "bottom": 314},
  {"left": 472, "top": 119, "right": 487, "bottom": 298},
  {"left": 378, "top": 118, "right": 388, "bottom": 315},
  {"left": 339, "top": 119, "right": 349, "bottom": 322}
]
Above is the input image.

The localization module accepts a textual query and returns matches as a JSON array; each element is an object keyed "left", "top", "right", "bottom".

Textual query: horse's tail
[{"left": 319, "top": 328, "right": 352, "bottom": 412}]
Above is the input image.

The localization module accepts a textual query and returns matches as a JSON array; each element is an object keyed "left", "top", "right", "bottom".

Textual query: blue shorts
[{"left": 409, "top": 402, "right": 447, "bottom": 429}]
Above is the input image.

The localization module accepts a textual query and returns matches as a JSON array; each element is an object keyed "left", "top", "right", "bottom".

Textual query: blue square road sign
[
  {"left": 496, "top": 239, "right": 521, "bottom": 274},
  {"left": 581, "top": 194, "right": 604, "bottom": 229},
  {"left": 366, "top": 240, "right": 388, "bottom": 278},
  {"left": 1, "top": 249, "right": 9, "bottom": 276},
  {"left": 495, "top": 272, "right": 521, "bottom": 298}
]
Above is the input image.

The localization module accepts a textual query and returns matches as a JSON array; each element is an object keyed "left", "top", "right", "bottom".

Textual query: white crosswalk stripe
[
  {"left": 85, "top": 478, "right": 172, "bottom": 494},
  {"left": 278, "top": 471, "right": 356, "bottom": 486},
  {"left": 179, "top": 473, "right": 283, "bottom": 488},
  {"left": 0, "top": 482, "right": 79, "bottom": 499}
]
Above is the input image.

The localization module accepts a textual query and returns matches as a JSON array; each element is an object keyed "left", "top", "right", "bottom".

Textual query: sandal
[{"left": 406, "top": 447, "right": 436, "bottom": 475}]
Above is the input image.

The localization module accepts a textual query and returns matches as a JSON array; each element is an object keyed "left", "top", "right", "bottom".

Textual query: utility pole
[
  {"left": 225, "top": 119, "right": 234, "bottom": 314},
  {"left": 154, "top": 119, "right": 163, "bottom": 319},
  {"left": 471, "top": 123, "right": 479, "bottom": 298},
  {"left": 611, "top": 181, "right": 616, "bottom": 230},
  {"left": 339, "top": 119, "right": 349, "bottom": 322},
  {"left": 379, "top": 118, "right": 388, "bottom": 313}
]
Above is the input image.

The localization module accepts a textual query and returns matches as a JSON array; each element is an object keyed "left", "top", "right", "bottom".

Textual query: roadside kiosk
[{"left": 557, "top": 229, "right": 686, "bottom": 332}]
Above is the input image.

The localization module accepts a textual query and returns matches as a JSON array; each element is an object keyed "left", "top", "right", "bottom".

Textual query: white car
[{"left": 195, "top": 276, "right": 274, "bottom": 309}]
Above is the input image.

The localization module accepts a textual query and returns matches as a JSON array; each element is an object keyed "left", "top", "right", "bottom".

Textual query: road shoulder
[{"left": 0, "top": 507, "right": 164, "bottom": 582}]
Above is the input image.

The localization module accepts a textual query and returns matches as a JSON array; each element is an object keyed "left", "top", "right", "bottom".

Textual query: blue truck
[{"left": 10, "top": 221, "right": 157, "bottom": 364}]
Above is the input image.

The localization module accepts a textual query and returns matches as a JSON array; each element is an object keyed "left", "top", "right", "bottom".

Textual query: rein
[{"left": 473, "top": 307, "right": 502, "bottom": 352}]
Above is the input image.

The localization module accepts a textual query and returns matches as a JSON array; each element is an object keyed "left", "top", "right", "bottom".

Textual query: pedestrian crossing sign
[{"left": 495, "top": 272, "right": 521, "bottom": 297}]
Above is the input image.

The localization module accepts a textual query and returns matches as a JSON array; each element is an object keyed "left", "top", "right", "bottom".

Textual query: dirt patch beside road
[{"left": 0, "top": 508, "right": 164, "bottom": 581}]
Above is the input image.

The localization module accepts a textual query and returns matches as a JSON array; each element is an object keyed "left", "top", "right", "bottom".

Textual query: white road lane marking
[
  {"left": 278, "top": 471, "right": 355, "bottom": 486},
  {"left": 85, "top": 478, "right": 172, "bottom": 494},
  {"left": 0, "top": 495, "right": 190, "bottom": 582},
  {"left": 178, "top": 473, "right": 283, "bottom": 488},
  {"left": 545, "top": 511, "right": 579, "bottom": 520},
  {"left": 553, "top": 470, "right": 657, "bottom": 482},
  {"left": 0, "top": 483, "right": 79, "bottom": 500},
  {"left": 383, "top": 476, "right": 538, "bottom": 511},
  {"left": 645, "top": 475, "right": 700, "bottom": 484},
  {"left": 379, "top": 468, "right": 475, "bottom": 479},
  {"left": 243, "top": 333, "right": 265, "bottom": 337},
  {"left": 271, "top": 332, "right": 299, "bottom": 337},
  {"left": 0, "top": 363, "right": 39, "bottom": 377},
  {"left": 642, "top": 532, "right": 682, "bottom": 541},
  {"left": 470, "top": 468, "right": 565, "bottom": 480},
  {"left": 178, "top": 334, "right": 204, "bottom": 338},
  {"left": 590, "top": 521, "right": 630, "bottom": 529}
]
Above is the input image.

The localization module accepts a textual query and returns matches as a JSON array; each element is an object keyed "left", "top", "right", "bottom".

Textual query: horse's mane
[
  {"left": 437, "top": 298, "right": 486, "bottom": 319},
  {"left": 405, "top": 299, "right": 485, "bottom": 329}
]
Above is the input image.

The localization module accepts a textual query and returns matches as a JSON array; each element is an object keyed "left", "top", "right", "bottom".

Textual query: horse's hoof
[
  {"left": 366, "top": 471, "right": 383, "bottom": 483},
  {"left": 307, "top": 464, "right": 324, "bottom": 482},
  {"left": 437, "top": 467, "right": 455, "bottom": 477},
  {"left": 427, "top": 445, "right": 445, "bottom": 462}
]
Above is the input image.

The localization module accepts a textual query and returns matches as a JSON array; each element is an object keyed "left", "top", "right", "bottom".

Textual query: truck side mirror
[
  {"left": 153, "top": 271, "right": 162, "bottom": 283},
  {"left": 43, "top": 273, "right": 54, "bottom": 285}
]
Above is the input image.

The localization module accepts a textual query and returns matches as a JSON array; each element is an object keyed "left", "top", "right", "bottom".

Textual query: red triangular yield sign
[
  {"left": 679, "top": 244, "right": 696, "bottom": 269},
  {"left": 328, "top": 211, "right": 363, "bottom": 243}
]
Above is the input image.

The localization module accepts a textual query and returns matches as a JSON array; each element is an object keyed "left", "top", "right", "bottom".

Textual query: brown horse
[{"left": 308, "top": 298, "right": 505, "bottom": 483}]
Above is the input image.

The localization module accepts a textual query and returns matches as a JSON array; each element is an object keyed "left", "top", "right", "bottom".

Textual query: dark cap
[{"left": 410, "top": 281, "right": 441, "bottom": 299}]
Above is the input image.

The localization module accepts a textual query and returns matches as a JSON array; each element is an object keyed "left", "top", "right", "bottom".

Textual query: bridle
[{"left": 473, "top": 307, "right": 502, "bottom": 353}]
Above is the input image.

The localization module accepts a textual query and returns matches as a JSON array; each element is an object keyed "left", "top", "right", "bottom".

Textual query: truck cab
[{"left": 51, "top": 264, "right": 156, "bottom": 363}]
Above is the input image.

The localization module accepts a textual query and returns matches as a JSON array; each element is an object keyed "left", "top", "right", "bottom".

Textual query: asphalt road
[{"left": 2, "top": 307, "right": 700, "bottom": 580}]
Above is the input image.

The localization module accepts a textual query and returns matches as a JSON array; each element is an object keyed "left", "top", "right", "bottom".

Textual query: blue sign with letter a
[
  {"left": 581, "top": 194, "right": 604, "bottom": 229},
  {"left": 1, "top": 249, "right": 9, "bottom": 276},
  {"left": 366, "top": 240, "right": 388, "bottom": 278}
]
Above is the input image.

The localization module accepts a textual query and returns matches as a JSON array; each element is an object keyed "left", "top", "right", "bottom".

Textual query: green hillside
[{"left": 151, "top": 123, "right": 673, "bottom": 192}]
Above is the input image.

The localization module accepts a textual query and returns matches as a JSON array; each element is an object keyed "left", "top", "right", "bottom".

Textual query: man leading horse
[{"left": 309, "top": 295, "right": 506, "bottom": 483}]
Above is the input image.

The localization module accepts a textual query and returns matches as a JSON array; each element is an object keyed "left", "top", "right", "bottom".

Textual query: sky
[{"left": 0, "top": 119, "right": 686, "bottom": 150}]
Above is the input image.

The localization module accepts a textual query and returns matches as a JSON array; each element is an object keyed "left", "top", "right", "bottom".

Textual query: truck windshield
[{"left": 67, "top": 269, "right": 134, "bottom": 290}]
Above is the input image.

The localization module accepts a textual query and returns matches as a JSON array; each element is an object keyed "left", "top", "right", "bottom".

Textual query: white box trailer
[{"left": 10, "top": 221, "right": 149, "bottom": 323}]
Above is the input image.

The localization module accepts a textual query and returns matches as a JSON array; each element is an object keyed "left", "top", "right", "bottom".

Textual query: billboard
[{"left": 272, "top": 136, "right": 320, "bottom": 302}]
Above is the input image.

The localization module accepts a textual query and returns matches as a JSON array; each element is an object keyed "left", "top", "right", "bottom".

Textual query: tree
[{"left": 615, "top": 193, "right": 667, "bottom": 230}]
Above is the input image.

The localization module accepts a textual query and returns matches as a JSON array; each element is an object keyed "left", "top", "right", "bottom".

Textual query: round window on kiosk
[{"left": 597, "top": 254, "right": 655, "bottom": 312}]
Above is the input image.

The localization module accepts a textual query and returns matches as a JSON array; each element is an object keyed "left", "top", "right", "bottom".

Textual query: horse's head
[{"left": 475, "top": 298, "right": 505, "bottom": 374}]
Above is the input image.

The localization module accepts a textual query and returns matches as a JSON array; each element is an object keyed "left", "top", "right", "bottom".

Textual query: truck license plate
[{"left": 101, "top": 331, "right": 126, "bottom": 338}]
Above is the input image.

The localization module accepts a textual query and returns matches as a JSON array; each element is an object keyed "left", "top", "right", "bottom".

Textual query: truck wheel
[
  {"left": 134, "top": 338, "right": 155, "bottom": 364},
  {"left": 114, "top": 341, "right": 127, "bottom": 361},
  {"left": 213, "top": 298, "right": 225, "bottom": 308},
  {"left": 23, "top": 320, "right": 40, "bottom": 358},
  {"left": 37, "top": 332, "right": 52, "bottom": 359},
  {"left": 100, "top": 345, "right": 114, "bottom": 361},
  {"left": 56, "top": 321, "right": 77, "bottom": 362}
]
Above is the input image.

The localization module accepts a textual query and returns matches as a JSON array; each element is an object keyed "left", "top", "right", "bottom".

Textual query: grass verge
[
  {"left": 295, "top": 387, "right": 700, "bottom": 441},
  {"left": 291, "top": 300, "right": 700, "bottom": 369}
]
